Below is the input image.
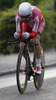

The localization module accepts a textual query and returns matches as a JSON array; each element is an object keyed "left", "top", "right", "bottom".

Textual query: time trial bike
[{"left": 8, "top": 37, "right": 45, "bottom": 94}]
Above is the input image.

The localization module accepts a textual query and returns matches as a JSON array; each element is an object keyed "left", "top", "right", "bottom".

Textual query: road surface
[{"left": 0, "top": 66, "right": 56, "bottom": 100}]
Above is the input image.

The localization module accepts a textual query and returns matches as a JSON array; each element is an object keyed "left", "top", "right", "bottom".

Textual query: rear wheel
[
  {"left": 16, "top": 49, "right": 28, "bottom": 94},
  {"left": 34, "top": 47, "right": 45, "bottom": 89}
]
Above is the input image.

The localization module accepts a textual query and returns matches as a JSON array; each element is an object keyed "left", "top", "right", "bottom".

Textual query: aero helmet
[{"left": 19, "top": 2, "right": 32, "bottom": 18}]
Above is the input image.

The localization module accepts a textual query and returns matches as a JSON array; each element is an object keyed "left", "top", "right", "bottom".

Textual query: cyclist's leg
[
  {"left": 19, "top": 42, "right": 26, "bottom": 59},
  {"left": 19, "top": 42, "right": 24, "bottom": 49},
  {"left": 32, "top": 19, "right": 45, "bottom": 74},
  {"left": 32, "top": 35, "right": 42, "bottom": 74}
]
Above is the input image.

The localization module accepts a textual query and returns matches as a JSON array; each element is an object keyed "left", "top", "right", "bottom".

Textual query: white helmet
[{"left": 19, "top": 2, "right": 32, "bottom": 18}]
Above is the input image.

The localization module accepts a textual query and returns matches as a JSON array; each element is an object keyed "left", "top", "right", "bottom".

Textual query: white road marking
[
  {"left": 44, "top": 67, "right": 56, "bottom": 79},
  {"left": 0, "top": 75, "right": 16, "bottom": 89},
  {"left": 0, "top": 68, "right": 56, "bottom": 89}
]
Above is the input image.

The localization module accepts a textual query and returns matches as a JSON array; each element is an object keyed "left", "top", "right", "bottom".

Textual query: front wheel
[
  {"left": 16, "top": 48, "right": 28, "bottom": 94},
  {"left": 34, "top": 47, "right": 45, "bottom": 89}
]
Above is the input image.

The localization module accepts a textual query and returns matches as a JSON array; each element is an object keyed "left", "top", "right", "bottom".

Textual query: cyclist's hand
[
  {"left": 14, "top": 32, "right": 20, "bottom": 39},
  {"left": 22, "top": 32, "right": 30, "bottom": 39}
]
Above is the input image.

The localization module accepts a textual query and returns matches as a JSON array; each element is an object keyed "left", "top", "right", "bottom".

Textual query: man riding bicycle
[{"left": 14, "top": 2, "right": 45, "bottom": 75}]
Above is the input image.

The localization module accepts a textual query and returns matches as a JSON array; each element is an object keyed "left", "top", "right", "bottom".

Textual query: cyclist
[{"left": 14, "top": 2, "right": 45, "bottom": 75}]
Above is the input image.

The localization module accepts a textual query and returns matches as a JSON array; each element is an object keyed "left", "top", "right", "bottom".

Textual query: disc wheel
[{"left": 34, "top": 47, "right": 45, "bottom": 89}]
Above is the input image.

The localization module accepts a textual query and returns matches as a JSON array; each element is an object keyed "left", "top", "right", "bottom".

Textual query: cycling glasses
[{"left": 20, "top": 14, "right": 31, "bottom": 18}]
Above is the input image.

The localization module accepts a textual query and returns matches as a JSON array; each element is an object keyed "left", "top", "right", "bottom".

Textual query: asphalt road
[
  {"left": 0, "top": 66, "right": 56, "bottom": 100},
  {"left": 0, "top": 48, "right": 56, "bottom": 76}
]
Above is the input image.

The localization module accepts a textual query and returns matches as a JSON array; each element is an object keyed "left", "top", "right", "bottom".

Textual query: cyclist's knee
[
  {"left": 31, "top": 35, "right": 40, "bottom": 45},
  {"left": 35, "top": 38, "right": 40, "bottom": 44},
  {"left": 19, "top": 42, "right": 24, "bottom": 48},
  {"left": 31, "top": 37, "right": 40, "bottom": 45},
  {"left": 35, "top": 34, "right": 40, "bottom": 44}
]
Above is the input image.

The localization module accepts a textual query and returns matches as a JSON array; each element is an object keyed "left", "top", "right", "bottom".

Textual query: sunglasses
[{"left": 20, "top": 14, "right": 30, "bottom": 18}]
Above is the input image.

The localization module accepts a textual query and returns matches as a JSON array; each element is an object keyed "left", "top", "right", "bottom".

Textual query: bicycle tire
[
  {"left": 16, "top": 48, "right": 29, "bottom": 94},
  {"left": 34, "top": 47, "right": 45, "bottom": 89}
]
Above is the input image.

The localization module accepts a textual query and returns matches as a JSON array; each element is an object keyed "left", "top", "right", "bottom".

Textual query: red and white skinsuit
[{"left": 15, "top": 6, "right": 45, "bottom": 37}]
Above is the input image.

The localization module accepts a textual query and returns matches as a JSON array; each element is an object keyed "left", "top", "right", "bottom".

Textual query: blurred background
[{"left": 0, "top": 0, "right": 56, "bottom": 54}]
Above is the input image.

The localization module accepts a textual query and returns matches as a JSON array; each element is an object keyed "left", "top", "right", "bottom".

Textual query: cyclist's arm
[
  {"left": 29, "top": 16, "right": 45, "bottom": 37},
  {"left": 29, "top": 31, "right": 36, "bottom": 37},
  {"left": 15, "top": 13, "right": 22, "bottom": 38},
  {"left": 29, "top": 16, "right": 39, "bottom": 37}
]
